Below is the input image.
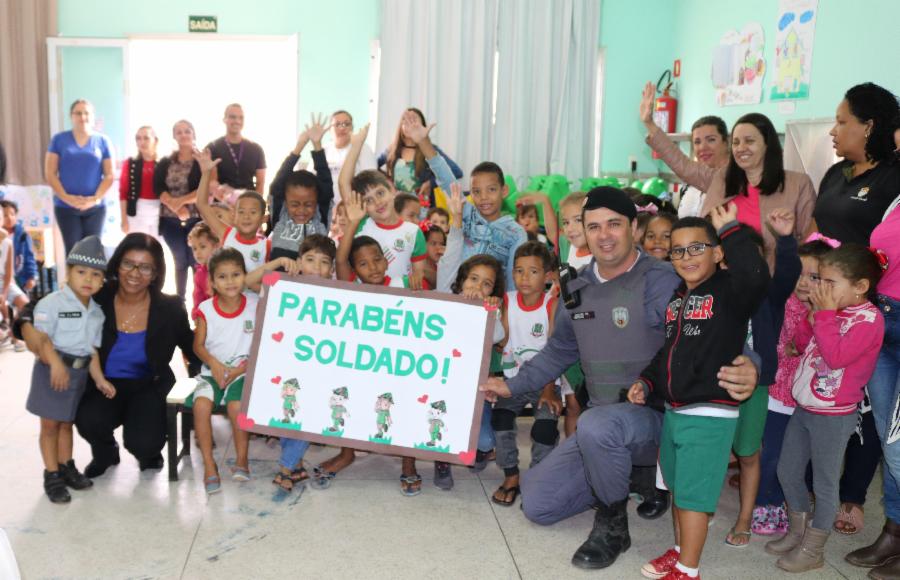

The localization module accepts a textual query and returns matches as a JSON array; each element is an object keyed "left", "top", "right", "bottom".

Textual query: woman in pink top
[
  {"left": 769, "top": 244, "right": 884, "bottom": 572},
  {"left": 639, "top": 82, "right": 816, "bottom": 273},
  {"left": 848, "top": 194, "right": 900, "bottom": 576}
]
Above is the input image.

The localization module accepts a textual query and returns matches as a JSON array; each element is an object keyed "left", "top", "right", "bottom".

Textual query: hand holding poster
[{"left": 239, "top": 273, "right": 494, "bottom": 465}]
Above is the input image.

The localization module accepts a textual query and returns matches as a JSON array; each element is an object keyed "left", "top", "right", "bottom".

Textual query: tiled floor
[{"left": 0, "top": 345, "right": 881, "bottom": 579}]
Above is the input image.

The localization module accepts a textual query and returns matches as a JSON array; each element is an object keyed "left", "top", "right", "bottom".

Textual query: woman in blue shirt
[{"left": 45, "top": 100, "right": 115, "bottom": 255}]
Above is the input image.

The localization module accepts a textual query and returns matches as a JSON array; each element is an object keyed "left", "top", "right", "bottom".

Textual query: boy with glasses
[{"left": 627, "top": 203, "right": 770, "bottom": 579}]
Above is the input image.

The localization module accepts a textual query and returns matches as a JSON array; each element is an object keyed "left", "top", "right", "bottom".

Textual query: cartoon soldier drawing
[
  {"left": 329, "top": 387, "right": 350, "bottom": 432},
  {"left": 374, "top": 392, "right": 394, "bottom": 439},
  {"left": 281, "top": 378, "right": 300, "bottom": 423},
  {"left": 426, "top": 400, "right": 447, "bottom": 446}
]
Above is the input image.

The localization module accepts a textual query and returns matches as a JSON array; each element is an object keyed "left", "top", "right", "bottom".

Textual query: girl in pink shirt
[
  {"left": 753, "top": 238, "right": 835, "bottom": 536},
  {"left": 769, "top": 244, "right": 884, "bottom": 572},
  {"left": 187, "top": 222, "right": 219, "bottom": 321}
]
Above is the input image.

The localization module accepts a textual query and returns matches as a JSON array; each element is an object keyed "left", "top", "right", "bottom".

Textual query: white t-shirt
[
  {"left": 323, "top": 142, "right": 377, "bottom": 185},
  {"left": 196, "top": 292, "right": 259, "bottom": 372},
  {"left": 566, "top": 245, "right": 593, "bottom": 270},
  {"left": 355, "top": 217, "right": 427, "bottom": 280},
  {"left": 677, "top": 185, "right": 706, "bottom": 218},
  {"left": 222, "top": 227, "right": 270, "bottom": 272},
  {"left": 501, "top": 291, "right": 557, "bottom": 381}
]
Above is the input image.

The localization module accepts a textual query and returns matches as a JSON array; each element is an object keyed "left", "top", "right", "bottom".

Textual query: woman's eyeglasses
[
  {"left": 333, "top": 121, "right": 352, "bottom": 129},
  {"left": 669, "top": 243, "right": 716, "bottom": 260},
  {"left": 119, "top": 259, "right": 155, "bottom": 277}
]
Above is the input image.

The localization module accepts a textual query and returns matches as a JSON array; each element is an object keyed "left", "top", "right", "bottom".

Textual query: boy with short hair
[
  {"left": 338, "top": 124, "right": 426, "bottom": 287},
  {"left": 627, "top": 204, "right": 770, "bottom": 580},
  {"left": 491, "top": 240, "right": 561, "bottom": 507},
  {"left": 268, "top": 117, "right": 334, "bottom": 261},
  {"left": 395, "top": 192, "right": 421, "bottom": 224},
  {"left": 195, "top": 149, "right": 270, "bottom": 272}
]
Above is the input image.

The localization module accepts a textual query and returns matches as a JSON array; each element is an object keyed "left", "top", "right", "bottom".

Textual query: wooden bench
[
  {"left": 165, "top": 377, "right": 198, "bottom": 482},
  {"left": 165, "top": 377, "right": 228, "bottom": 481}
]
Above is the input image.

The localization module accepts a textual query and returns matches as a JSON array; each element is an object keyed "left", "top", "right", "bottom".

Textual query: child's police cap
[
  {"left": 66, "top": 235, "right": 108, "bottom": 272},
  {"left": 582, "top": 187, "right": 637, "bottom": 221}
]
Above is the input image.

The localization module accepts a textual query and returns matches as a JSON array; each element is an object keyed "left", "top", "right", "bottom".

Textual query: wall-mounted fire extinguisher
[{"left": 652, "top": 69, "right": 677, "bottom": 159}]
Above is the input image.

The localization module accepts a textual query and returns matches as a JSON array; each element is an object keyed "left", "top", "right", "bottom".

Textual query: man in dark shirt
[{"left": 206, "top": 103, "right": 267, "bottom": 199}]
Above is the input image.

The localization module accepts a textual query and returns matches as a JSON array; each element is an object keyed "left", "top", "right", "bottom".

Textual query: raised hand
[
  {"left": 710, "top": 201, "right": 739, "bottom": 231},
  {"left": 767, "top": 208, "right": 796, "bottom": 237},
  {"left": 345, "top": 191, "right": 368, "bottom": 225},
  {"left": 193, "top": 147, "right": 221, "bottom": 174},
  {"left": 350, "top": 123, "right": 370, "bottom": 149},
  {"left": 401, "top": 110, "right": 436, "bottom": 145},
  {"left": 305, "top": 113, "right": 331, "bottom": 147},
  {"left": 639, "top": 81, "right": 656, "bottom": 127},
  {"left": 448, "top": 181, "right": 464, "bottom": 226}
]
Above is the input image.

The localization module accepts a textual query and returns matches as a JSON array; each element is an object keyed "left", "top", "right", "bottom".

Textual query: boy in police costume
[{"left": 25, "top": 236, "right": 116, "bottom": 503}]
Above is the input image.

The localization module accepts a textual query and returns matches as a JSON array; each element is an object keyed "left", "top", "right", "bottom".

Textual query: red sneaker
[
  {"left": 660, "top": 569, "right": 700, "bottom": 579},
  {"left": 641, "top": 548, "right": 679, "bottom": 579}
]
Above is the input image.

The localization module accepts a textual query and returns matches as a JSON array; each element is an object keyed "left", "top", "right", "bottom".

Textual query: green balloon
[
  {"left": 630, "top": 180, "right": 644, "bottom": 190},
  {"left": 599, "top": 176, "right": 621, "bottom": 189},
  {"left": 641, "top": 177, "right": 668, "bottom": 198}
]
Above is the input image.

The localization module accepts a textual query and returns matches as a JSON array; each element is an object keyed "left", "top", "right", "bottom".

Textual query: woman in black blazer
[{"left": 18, "top": 234, "right": 198, "bottom": 476}]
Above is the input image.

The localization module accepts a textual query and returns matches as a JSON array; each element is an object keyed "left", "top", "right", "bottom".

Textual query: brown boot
[
  {"left": 765, "top": 511, "right": 811, "bottom": 555},
  {"left": 870, "top": 556, "right": 900, "bottom": 580},
  {"left": 848, "top": 520, "right": 900, "bottom": 568},
  {"left": 776, "top": 525, "right": 829, "bottom": 573}
]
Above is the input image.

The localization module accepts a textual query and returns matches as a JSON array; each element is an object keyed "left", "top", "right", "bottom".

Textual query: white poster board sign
[{"left": 239, "top": 273, "right": 495, "bottom": 465}]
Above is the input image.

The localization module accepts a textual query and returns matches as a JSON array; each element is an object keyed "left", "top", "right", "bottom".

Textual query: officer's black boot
[{"left": 571, "top": 498, "right": 631, "bottom": 569}]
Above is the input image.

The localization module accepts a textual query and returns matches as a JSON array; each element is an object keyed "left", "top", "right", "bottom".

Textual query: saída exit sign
[{"left": 189, "top": 15, "right": 217, "bottom": 33}]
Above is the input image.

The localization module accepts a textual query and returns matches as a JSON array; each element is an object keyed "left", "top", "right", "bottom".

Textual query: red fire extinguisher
[{"left": 652, "top": 70, "right": 677, "bottom": 159}]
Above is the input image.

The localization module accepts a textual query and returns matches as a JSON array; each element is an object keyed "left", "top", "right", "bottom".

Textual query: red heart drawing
[
  {"left": 271, "top": 376, "right": 282, "bottom": 384},
  {"left": 237, "top": 413, "right": 255, "bottom": 430},
  {"left": 417, "top": 394, "right": 429, "bottom": 404},
  {"left": 458, "top": 450, "right": 476, "bottom": 465},
  {"left": 452, "top": 349, "right": 462, "bottom": 358},
  {"left": 271, "top": 331, "right": 284, "bottom": 343},
  {"left": 483, "top": 300, "right": 499, "bottom": 312},
  {"left": 262, "top": 272, "right": 281, "bottom": 287}
]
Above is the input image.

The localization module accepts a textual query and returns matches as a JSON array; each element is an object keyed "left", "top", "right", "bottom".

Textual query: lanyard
[{"left": 227, "top": 140, "right": 245, "bottom": 168}]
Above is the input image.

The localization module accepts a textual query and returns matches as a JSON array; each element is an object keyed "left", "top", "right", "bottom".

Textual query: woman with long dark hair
[
  {"left": 639, "top": 83, "right": 816, "bottom": 273},
  {"left": 19, "top": 234, "right": 197, "bottom": 477}
]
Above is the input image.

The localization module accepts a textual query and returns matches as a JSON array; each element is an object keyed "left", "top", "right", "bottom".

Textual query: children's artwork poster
[
  {"left": 0, "top": 184, "right": 53, "bottom": 229},
  {"left": 239, "top": 274, "right": 495, "bottom": 466},
  {"left": 711, "top": 22, "right": 766, "bottom": 106},
  {"left": 770, "top": 0, "right": 818, "bottom": 101}
]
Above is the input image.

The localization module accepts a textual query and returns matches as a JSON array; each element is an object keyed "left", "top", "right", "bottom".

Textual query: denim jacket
[{"left": 426, "top": 155, "right": 526, "bottom": 287}]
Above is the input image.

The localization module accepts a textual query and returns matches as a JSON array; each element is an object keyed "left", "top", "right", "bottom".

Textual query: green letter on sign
[{"left": 189, "top": 15, "right": 218, "bottom": 33}]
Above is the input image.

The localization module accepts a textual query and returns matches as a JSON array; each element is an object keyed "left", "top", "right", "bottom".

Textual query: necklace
[{"left": 115, "top": 294, "right": 150, "bottom": 332}]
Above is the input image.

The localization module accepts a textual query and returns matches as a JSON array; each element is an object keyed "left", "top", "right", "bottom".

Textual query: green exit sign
[{"left": 189, "top": 15, "right": 217, "bottom": 33}]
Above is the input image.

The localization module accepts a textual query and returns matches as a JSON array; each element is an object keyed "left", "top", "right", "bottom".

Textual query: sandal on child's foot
[
  {"left": 205, "top": 474, "right": 222, "bottom": 495},
  {"left": 725, "top": 526, "right": 752, "bottom": 548},
  {"left": 491, "top": 485, "right": 520, "bottom": 507},
  {"left": 400, "top": 474, "right": 422, "bottom": 497},
  {"left": 834, "top": 503, "right": 864, "bottom": 535},
  {"left": 231, "top": 466, "right": 251, "bottom": 482},
  {"left": 272, "top": 472, "right": 293, "bottom": 492},
  {"left": 311, "top": 466, "right": 336, "bottom": 489},
  {"left": 291, "top": 467, "right": 310, "bottom": 486}
]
